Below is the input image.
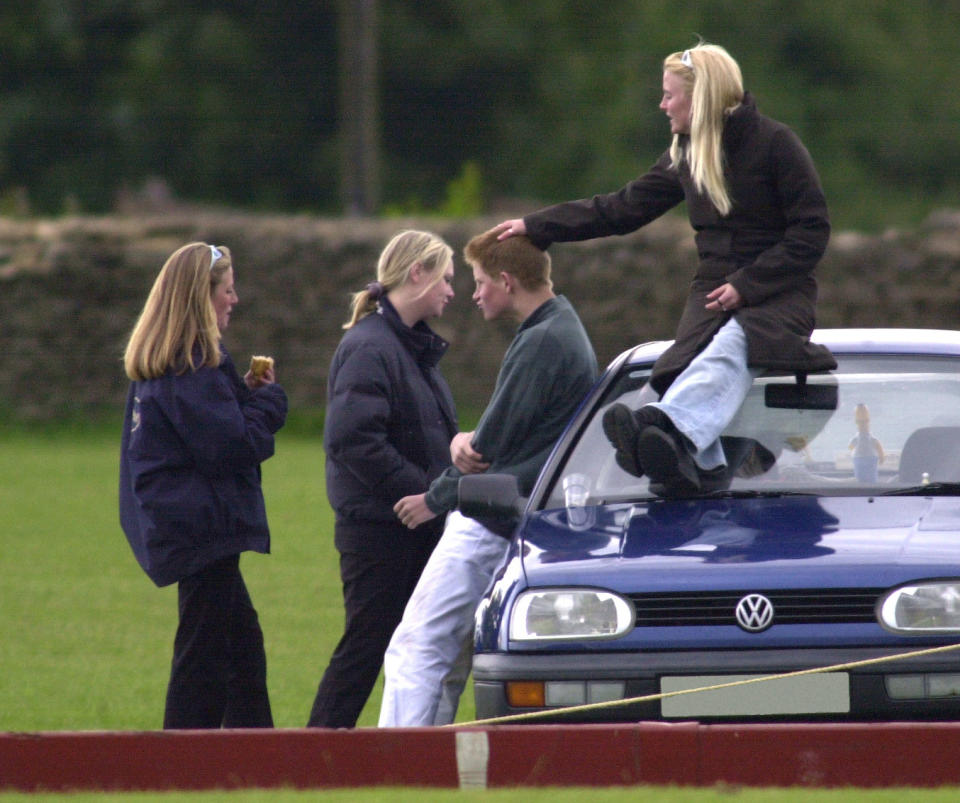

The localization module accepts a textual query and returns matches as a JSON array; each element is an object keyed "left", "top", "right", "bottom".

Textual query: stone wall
[{"left": 2, "top": 210, "right": 959, "bottom": 422}]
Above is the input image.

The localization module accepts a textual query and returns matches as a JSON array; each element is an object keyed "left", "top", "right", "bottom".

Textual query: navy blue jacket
[
  {"left": 324, "top": 297, "right": 457, "bottom": 548},
  {"left": 119, "top": 348, "right": 288, "bottom": 587}
]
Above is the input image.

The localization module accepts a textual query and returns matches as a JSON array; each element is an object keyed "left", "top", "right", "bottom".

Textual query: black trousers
[
  {"left": 163, "top": 553, "right": 273, "bottom": 729},
  {"left": 307, "top": 525, "right": 438, "bottom": 727}
]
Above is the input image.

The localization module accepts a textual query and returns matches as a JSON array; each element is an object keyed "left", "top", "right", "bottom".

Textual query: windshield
[{"left": 545, "top": 355, "right": 960, "bottom": 507}]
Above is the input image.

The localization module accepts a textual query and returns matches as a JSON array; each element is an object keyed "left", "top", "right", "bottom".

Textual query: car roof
[{"left": 619, "top": 328, "right": 960, "bottom": 367}]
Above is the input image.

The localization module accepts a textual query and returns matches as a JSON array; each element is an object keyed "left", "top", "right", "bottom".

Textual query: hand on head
[{"left": 494, "top": 219, "right": 526, "bottom": 241}]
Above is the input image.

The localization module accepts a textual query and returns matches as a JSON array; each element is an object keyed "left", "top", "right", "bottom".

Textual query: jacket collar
[
  {"left": 378, "top": 296, "right": 449, "bottom": 368},
  {"left": 722, "top": 91, "right": 758, "bottom": 152},
  {"left": 518, "top": 294, "right": 565, "bottom": 334}
]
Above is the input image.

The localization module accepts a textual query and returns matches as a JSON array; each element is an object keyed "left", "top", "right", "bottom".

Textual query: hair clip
[
  {"left": 366, "top": 280, "right": 384, "bottom": 300},
  {"left": 209, "top": 245, "right": 223, "bottom": 270},
  {"left": 681, "top": 50, "right": 694, "bottom": 69}
]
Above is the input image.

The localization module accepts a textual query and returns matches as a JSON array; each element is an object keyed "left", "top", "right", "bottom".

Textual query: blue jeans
[{"left": 650, "top": 318, "right": 761, "bottom": 471}]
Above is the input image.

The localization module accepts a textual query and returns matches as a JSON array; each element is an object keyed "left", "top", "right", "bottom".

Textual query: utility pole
[{"left": 339, "top": 0, "right": 380, "bottom": 216}]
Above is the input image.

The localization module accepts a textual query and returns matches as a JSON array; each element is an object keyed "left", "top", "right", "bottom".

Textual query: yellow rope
[{"left": 451, "top": 641, "right": 960, "bottom": 727}]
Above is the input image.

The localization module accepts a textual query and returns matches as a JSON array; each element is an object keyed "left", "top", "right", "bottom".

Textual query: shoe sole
[
  {"left": 602, "top": 405, "right": 643, "bottom": 477},
  {"left": 637, "top": 426, "right": 700, "bottom": 494}
]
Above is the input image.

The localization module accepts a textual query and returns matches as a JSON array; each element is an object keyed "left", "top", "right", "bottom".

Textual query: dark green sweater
[{"left": 425, "top": 294, "right": 597, "bottom": 514}]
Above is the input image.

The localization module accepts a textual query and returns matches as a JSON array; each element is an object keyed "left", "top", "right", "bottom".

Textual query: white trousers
[{"left": 379, "top": 511, "right": 510, "bottom": 727}]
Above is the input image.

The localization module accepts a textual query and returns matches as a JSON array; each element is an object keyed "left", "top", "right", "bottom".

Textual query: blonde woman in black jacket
[
  {"left": 308, "top": 230, "right": 459, "bottom": 728},
  {"left": 496, "top": 41, "right": 835, "bottom": 495}
]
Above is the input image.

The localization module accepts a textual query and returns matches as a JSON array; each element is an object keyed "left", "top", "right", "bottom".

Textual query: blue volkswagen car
[{"left": 463, "top": 329, "right": 960, "bottom": 722}]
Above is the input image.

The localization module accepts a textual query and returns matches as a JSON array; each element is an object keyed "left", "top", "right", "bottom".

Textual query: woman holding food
[
  {"left": 307, "top": 230, "right": 459, "bottom": 728},
  {"left": 119, "top": 241, "right": 287, "bottom": 729}
]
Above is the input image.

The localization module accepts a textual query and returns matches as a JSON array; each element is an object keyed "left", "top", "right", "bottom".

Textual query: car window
[{"left": 544, "top": 355, "right": 960, "bottom": 507}]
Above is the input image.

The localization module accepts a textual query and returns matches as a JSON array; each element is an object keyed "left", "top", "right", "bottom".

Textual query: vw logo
[{"left": 735, "top": 594, "right": 774, "bottom": 632}]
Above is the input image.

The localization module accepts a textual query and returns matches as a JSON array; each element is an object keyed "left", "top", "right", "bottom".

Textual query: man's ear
[{"left": 500, "top": 270, "right": 516, "bottom": 293}]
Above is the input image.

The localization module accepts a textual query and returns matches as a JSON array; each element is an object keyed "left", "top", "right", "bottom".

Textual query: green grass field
[
  {"left": 3, "top": 425, "right": 960, "bottom": 801},
  {"left": 0, "top": 422, "right": 450, "bottom": 731}
]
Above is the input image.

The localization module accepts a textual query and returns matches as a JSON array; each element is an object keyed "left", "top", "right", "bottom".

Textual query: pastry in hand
[{"left": 249, "top": 355, "right": 274, "bottom": 380}]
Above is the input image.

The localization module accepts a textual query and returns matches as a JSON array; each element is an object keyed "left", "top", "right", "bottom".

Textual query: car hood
[{"left": 519, "top": 496, "right": 960, "bottom": 590}]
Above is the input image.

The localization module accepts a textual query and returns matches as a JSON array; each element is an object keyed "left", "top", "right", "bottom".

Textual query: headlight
[
  {"left": 879, "top": 582, "right": 960, "bottom": 632},
  {"left": 509, "top": 588, "right": 635, "bottom": 641}
]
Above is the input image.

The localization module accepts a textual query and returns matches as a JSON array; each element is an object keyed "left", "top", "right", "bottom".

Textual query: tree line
[{"left": 1, "top": 1, "right": 957, "bottom": 230}]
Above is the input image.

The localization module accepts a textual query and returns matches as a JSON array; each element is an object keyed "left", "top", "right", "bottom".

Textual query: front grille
[{"left": 628, "top": 589, "right": 884, "bottom": 627}]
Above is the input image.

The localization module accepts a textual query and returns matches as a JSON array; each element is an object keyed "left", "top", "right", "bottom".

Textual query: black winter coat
[
  {"left": 524, "top": 93, "right": 836, "bottom": 395},
  {"left": 323, "top": 297, "right": 458, "bottom": 548}
]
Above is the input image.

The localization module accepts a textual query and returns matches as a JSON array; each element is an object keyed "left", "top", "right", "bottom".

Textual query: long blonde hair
[
  {"left": 344, "top": 230, "right": 453, "bottom": 329},
  {"left": 124, "top": 242, "right": 232, "bottom": 380},
  {"left": 665, "top": 42, "right": 744, "bottom": 216}
]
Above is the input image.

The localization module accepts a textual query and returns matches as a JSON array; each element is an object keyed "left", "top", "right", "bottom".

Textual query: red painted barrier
[
  {"left": 2, "top": 723, "right": 960, "bottom": 792},
  {"left": 699, "top": 722, "right": 960, "bottom": 789}
]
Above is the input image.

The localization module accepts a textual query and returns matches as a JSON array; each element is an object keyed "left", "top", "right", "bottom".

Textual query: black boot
[
  {"left": 602, "top": 403, "right": 643, "bottom": 476},
  {"left": 636, "top": 410, "right": 701, "bottom": 495},
  {"left": 602, "top": 404, "right": 668, "bottom": 477}
]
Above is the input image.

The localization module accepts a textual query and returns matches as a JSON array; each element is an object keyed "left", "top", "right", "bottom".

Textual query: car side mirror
[{"left": 458, "top": 474, "right": 526, "bottom": 520}]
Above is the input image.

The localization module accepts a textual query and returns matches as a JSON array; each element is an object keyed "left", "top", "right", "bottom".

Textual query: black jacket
[
  {"left": 524, "top": 93, "right": 836, "bottom": 395},
  {"left": 119, "top": 348, "right": 288, "bottom": 587},
  {"left": 323, "top": 297, "right": 458, "bottom": 545}
]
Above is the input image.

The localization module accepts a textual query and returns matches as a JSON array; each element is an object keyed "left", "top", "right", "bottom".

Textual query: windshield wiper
[
  {"left": 599, "top": 487, "right": 820, "bottom": 503},
  {"left": 698, "top": 488, "right": 817, "bottom": 499},
  {"left": 879, "top": 482, "right": 960, "bottom": 497}
]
